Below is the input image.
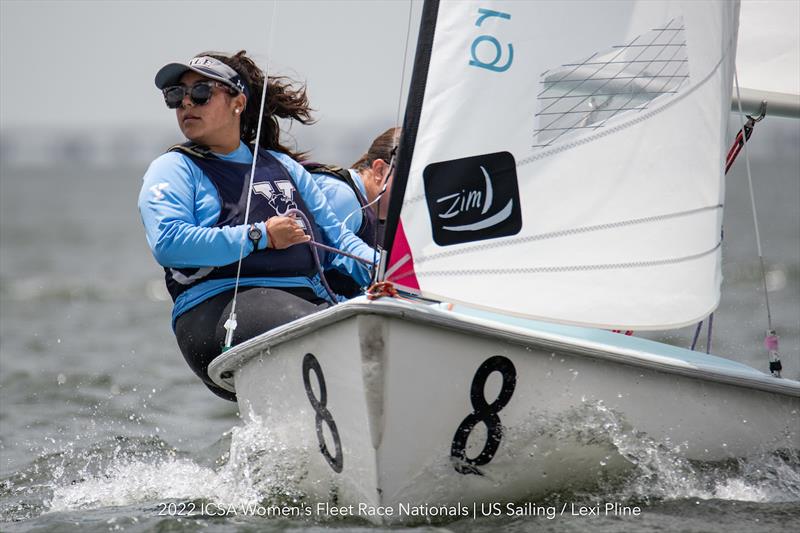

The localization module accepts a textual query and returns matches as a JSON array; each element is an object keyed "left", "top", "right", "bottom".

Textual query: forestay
[{"left": 383, "top": 0, "right": 739, "bottom": 330}]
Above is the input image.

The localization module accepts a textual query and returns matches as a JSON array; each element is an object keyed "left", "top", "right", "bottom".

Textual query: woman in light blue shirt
[
  {"left": 307, "top": 127, "right": 399, "bottom": 297},
  {"left": 139, "top": 50, "right": 375, "bottom": 401}
]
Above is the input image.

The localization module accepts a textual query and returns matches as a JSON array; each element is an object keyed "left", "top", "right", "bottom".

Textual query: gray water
[{"left": 0, "top": 119, "right": 798, "bottom": 532}]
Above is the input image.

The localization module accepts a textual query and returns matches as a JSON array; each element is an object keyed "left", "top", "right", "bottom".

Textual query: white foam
[{"left": 48, "top": 419, "right": 311, "bottom": 513}]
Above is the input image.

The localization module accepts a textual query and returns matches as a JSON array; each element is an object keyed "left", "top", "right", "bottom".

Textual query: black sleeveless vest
[
  {"left": 164, "top": 144, "right": 325, "bottom": 302},
  {"left": 302, "top": 162, "right": 382, "bottom": 298},
  {"left": 302, "top": 163, "right": 382, "bottom": 247}
]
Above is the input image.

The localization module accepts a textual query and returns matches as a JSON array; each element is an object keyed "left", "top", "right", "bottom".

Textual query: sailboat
[{"left": 208, "top": 0, "right": 799, "bottom": 516}]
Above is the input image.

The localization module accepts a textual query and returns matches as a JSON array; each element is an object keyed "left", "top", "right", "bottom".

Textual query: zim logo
[{"left": 423, "top": 151, "right": 521, "bottom": 246}]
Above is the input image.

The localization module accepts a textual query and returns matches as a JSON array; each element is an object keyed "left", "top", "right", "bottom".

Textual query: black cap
[{"left": 155, "top": 56, "right": 249, "bottom": 98}]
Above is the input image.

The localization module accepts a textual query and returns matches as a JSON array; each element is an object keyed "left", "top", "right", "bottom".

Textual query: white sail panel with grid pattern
[{"left": 384, "top": 0, "right": 739, "bottom": 329}]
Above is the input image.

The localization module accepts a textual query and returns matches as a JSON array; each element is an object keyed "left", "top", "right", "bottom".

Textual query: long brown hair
[
  {"left": 203, "top": 50, "right": 315, "bottom": 159},
  {"left": 352, "top": 127, "right": 400, "bottom": 170}
]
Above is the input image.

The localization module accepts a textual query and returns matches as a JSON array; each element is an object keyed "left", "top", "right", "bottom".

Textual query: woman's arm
[
  {"left": 138, "top": 153, "right": 265, "bottom": 268},
  {"left": 274, "top": 153, "right": 376, "bottom": 286}
]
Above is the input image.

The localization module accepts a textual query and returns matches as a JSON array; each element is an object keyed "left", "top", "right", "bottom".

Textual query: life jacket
[
  {"left": 164, "top": 143, "right": 325, "bottom": 302},
  {"left": 303, "top": 162, "right": 382, "bottom": 298},
  {"left": 302, "top": 162, "right": 382, "bottom": 248}
]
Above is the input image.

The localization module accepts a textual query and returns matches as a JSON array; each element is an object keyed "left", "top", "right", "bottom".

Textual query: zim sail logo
[{"left": 423, "top": 151, "right": 521, "bottom": 246}]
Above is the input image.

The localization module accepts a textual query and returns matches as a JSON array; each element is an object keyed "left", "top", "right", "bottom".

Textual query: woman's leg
[{"left": 174, "top": 286, "right": 328, "bottom": 401}]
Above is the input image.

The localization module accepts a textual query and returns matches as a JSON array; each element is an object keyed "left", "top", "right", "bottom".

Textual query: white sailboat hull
[{"left": 209, "top": 298, "right": 799, "bottom": 514}]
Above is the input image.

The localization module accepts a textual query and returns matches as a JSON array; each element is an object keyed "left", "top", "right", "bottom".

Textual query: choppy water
[{"left": 1, "top": 119, "right": 798, "bottom": 531}]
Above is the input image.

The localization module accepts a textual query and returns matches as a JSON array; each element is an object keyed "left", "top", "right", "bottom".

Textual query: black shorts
[{"left": 174, "top": 286, "right": 330, "bottom": 401}]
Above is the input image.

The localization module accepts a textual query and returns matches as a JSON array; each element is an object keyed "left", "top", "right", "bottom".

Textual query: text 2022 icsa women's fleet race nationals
[{"left": 157, "top": 501, "right": 643, "bottom": 519}]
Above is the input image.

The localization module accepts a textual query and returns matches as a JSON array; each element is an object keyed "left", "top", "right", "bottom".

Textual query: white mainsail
[{"left": 383, "top": 0, "right": 739, "bottom": 330}]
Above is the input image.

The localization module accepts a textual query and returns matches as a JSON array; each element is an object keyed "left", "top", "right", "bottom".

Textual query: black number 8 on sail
[
  {"left": 302, "top": 353, "right": 343, "bottom": 473},
  {"left": 451, "top": 355, "right": 517, "bottom": 475}
]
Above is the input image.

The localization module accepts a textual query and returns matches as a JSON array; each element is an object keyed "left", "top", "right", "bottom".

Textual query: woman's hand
[{"left": 265, "top": 215, "right": 311, "bottom": 249}]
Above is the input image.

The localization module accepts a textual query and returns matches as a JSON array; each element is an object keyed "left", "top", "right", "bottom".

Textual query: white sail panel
[{"left": 386, "top": 0, "right": 738, "bottom": 329}]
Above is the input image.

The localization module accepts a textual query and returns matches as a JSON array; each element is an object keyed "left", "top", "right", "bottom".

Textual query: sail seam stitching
[
  {"left": 398, "top": 242, "right": 721, "bottom": 278},
  {"left": 401, "top": 41, "right": 728, "bottom": 207},
  {"left": 413, "top": 204, "right": 722, "bottom": 264},
  {"left": 517, "top": 47, "right": 728, "bottom": 167},
  {"left": 534, "top": 17, "right": 685, "bottom": 147}
]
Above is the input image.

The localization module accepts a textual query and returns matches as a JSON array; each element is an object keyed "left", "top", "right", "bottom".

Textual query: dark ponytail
[
  {"left": 203, "top": 50, "right": 314, "bottom": 159},
  {"left": 352, "top": 127, "right": 400, "bottom": 170}
]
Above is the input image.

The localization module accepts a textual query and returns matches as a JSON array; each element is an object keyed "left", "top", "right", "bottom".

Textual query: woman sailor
[
  {"left": 138, "top": 51, "right": 375, "bottom": 401},
  {"left": 305, "top": 127, "right": 399, "bottom": 297}
]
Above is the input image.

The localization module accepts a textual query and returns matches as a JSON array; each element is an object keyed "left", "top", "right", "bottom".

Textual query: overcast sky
[
  {"left": 1, "top": 1, "right": 796, "bottom": 132},
  {"left": 0, "top": 0, "right": 421, "bottom": 133}
]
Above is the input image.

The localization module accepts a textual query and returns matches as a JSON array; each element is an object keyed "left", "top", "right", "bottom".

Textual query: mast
[{"left": 381, "top": 0, "right": 440, "bottom": 274}]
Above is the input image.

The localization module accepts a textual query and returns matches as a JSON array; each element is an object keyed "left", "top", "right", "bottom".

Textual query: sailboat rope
[
  {"left": 690, "top": 321, "right": 703, "bottom": 350},
  {"left": 281, "top": 208, "right": 340, "bottom": 305},
  {"left": 688, "top": 106, "right": 765, "bottom": 354},
  {"left": 223, "top": 0, "right": 280, "bottom": 350},
  {"left": 395, "top": 1, "right": 415, "bottom": 131},
  {"left": 367, "top": 281, "right": 399, "bottom": 300},
  {"left": 690, "top": 314, "right": 714, "bottom": 354},
  {"left": 733, "top": 68, "right": 781, "bottom": 378},
  {"left": 314, "top": 0, "right": 410, "bottom": 288},
  {"left": 733, "top": 69, "right": 773, "bottom": 328},
  {"left": 370, "top": 0, "right": 413, "bottom": 284},
  {"left": 221, "top": 1, "right": 413, "bottom": 349},
  {"left": 338, "top": 152, "right": 397, "bottom": 233}
]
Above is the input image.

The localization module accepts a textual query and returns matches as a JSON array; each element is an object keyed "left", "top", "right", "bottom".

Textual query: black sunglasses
[{"left": 162, "top": 81, "right": 234, "bottom": 109}]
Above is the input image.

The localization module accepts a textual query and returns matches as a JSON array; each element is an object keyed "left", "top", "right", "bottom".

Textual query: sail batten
[{"left": 384, "top": 0, "right": 739, "bottom": 330}]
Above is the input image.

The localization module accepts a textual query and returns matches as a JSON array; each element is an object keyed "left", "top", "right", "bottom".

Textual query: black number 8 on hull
[
  {"left": 302, "top": 352, "right": 344, "bottom": 473},
  {"left": 451, "top": 355, "right": 517, "bottom": 475}
]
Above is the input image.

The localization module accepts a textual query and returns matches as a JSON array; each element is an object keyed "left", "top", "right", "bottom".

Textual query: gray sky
[
  {"left": 0, "top": 0, "right": 421, "bottom": 132},
  {"left": 1, "top": 0, "right": 796, "bottom": 155}
]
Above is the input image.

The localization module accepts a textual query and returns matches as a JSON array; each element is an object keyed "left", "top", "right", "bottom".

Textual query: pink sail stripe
[{"left": 386, "top": 219, "right": 420, "bottom": 291}]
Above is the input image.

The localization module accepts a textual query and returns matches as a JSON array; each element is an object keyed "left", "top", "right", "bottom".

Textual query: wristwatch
[{"left": 248, "top": 223, "right": 263, "bottom": 251}]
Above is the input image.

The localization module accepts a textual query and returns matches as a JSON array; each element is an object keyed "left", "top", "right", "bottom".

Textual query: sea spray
[
  {"left": 507, "top": 400, "right": 800, "bottom": 505},
  {"left": 47, "top": 416, "right": 312, "bottom": 514}
]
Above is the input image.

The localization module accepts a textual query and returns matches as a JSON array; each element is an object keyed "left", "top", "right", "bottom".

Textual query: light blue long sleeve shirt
[
  {"left": 311, "top": 169, "right": 368, "bottom": 235},
  {"left": 138, "top": 142, "right": 375, "bottom": 326}
]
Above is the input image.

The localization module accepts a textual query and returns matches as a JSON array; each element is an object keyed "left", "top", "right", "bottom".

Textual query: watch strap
[{"left": 249, "top": 223, "right": 262, "bottom": 251}]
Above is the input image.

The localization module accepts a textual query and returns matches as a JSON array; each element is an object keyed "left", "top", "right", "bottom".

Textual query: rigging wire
[
  {"left": 733, "top": 68, "right": 781, "bottom": 377},
  {"left": 734, "top": 69, "right": 773, "bottom": 328},
  {"left": 223, "top": 0, "right": 411, "bottom": 349},
  {"left": 394, "top": 0, "right": 415, "bottom": 131},
  {"left": 312, "top": 0, "right": 412, "bottom": 288},
  {"left": 223, "top": 1, "right": 414, "bottom": 347},
  {"left": 375, "top": 0, "right": 415, "bottom": 284},
  {"left": 223, "top": 0, "right": 280, "bottom": 351}
]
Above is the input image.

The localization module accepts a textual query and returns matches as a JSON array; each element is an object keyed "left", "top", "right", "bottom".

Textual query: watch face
[{"left": 249, "top": 228, "right": 261, "bottom": 240}]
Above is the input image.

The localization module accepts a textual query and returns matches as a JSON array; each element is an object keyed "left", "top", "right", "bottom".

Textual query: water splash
[
  {"left": 519, "top": 400, "right": 800, "bottom": 505},
  {"left": 3, "top": 398, "right": 797, "bottom": 526},
  {"left": 46, "top": 419, "right": 311, "bottom": 514}
]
